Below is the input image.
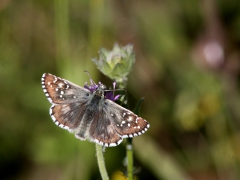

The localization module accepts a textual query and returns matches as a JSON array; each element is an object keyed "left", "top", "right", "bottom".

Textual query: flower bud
[{"left": 92, "top": 43, "right": 135, "bottom": 84}]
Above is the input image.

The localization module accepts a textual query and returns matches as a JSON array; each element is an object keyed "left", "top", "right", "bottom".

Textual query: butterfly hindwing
[
  {"left": 87, "top": 108, "right": 123, "bottom": 147},
  {"left": 50, "top": 101, "right": 88, "bottom": 130}
]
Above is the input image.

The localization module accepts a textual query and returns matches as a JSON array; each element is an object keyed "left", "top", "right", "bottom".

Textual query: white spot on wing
[
  {"left": 109, "top": 143, "right": 117, "bottom": 147},
  {"left": 53, "top": 77, "right": 57, "bottom": 83},
  {"left": 136, "top": 117, "right": 140, "bottom": 123},
  {"left": 47, "top": 97, "right": 52, "bottom": 102},
  {"left": 58, "top": 83, "right": 64, "bottom": 88},
  {"left": 51, "top": 115, "right": 56, "bottom": 121},
  {"left": 49, "top": 107, "right": 53, "bottom": 115},
  {"left": 117, "top": 139, "right": 123, "bottom": 144},
  {"left": 94, "top": 139, "right": 99, "bottom": 143},
  {"left": 128, "top": 116, "right": 134, "bottom": 121}
]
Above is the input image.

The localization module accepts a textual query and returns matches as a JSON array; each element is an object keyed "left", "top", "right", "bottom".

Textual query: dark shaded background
[{"left": 1, "top": 0, "right": 240, "bottom": 179}]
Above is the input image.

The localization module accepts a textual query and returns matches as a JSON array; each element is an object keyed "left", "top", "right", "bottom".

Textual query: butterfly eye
[{"left": 99, "top": 84, "right": 106, "bottom": 90}]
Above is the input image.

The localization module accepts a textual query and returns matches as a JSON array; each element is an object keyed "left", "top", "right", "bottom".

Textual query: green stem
[
  {"left": 96, "top": 144, "right": 109, "bottom": 180},
  {"left": 117, "top": 80, "right": 134, "bottom": 180},
  {"left": 126, "top": 139, "right": 133, "bottom": 180}
]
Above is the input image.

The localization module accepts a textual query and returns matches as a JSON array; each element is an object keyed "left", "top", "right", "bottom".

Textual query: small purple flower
[
  {"left": 105, "top": 91, "right": 121, "bottom": 101},
  {"left": 84, "top": 80, "right": 100, "bottom": 93},
  {"left": 84, "top": 80, "right": 120, "bottom": 102},
  {"left": 105, "top": 82, "right": 121, "bottom": 101}
]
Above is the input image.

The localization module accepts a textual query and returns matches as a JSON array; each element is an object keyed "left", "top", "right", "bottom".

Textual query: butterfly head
[
  {"left": 98, "top": 83, "right": 106, "bottom": 91},
  {"left": 94, "top": 83, "right": 106, "bottom": 97}
]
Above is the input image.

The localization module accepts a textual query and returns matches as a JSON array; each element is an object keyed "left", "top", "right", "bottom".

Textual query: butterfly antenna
[{"left": 84, "top": 70, "right": 96, "bottom": 85}]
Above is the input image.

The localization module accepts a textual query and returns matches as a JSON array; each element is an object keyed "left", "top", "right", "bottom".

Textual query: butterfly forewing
[
  {"left": 42, "top": 73, "right": 89, "bottom": 104},
  {"left": 103, "top": 99, "right": 150, "bottom": 138}
]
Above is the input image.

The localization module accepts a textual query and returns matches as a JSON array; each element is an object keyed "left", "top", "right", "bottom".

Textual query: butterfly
[{"left": 41, "top": 73, "right": 150, "bottom": 147}]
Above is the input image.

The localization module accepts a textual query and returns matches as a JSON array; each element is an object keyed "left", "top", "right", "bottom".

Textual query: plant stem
[
  {"left": 126, "top": 139, "right": 133, "bottom": 180},
  {"left": 118, "top": 81, "right": 134, "bottom": 180},
  {"left": 96, "top": 144, "right": 109, "bottom": 180}
]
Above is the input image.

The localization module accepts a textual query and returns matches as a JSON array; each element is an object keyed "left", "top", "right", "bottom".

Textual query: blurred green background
[{"left": 1, "top": 0, "right": 240, "bottom": 179}]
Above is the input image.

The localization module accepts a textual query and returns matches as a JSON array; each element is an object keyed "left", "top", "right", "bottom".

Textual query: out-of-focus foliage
[{"left": 0, "top": 0, "right": 240, "bottom": 179}]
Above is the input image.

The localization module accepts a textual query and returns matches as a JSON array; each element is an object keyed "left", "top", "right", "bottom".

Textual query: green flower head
[{"left": 92, "top": 43, "right": 135, "bottom": 84}]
